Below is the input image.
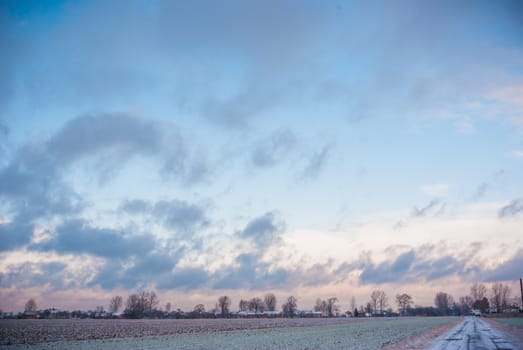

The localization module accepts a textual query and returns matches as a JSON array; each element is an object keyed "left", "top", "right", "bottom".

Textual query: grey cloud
[
  {"left": 213, "top": 253, "right": 290, "bottom": 290},
  {"left": 119, "top": 199, "right": 151, "bottom": 214},
  {"left": 358, "top": 244, "right": 479, "bottom": 285},
  {"left": 360, "top": 250, "right": 416, "bottom": 284},
  {"left": 89, "top": 249, "right": 185, "bottom": 290},
  {"left": 300, "top": 262, "right": 335, "bottom": 287},
  {"left": 237, "top": 212, "right": 284, "bottom": 250},
  {"left": 251, "top": 129, "right": 296, "bottom": 168},
  {"left": 471, "top": 170, "right": 504, "bottom": 201},
  {"left": 44, "top": 113, "right": 207, "bottom": 185},
  {"left": 88, "top": 260, "right": 134, "bottom": 290},
  {"left": 0, "top": 145, "right": 83, "bottom": 252},
  {"left": 420, "top": 256, "right": 463, "bottom": 280},
  {"left": 301, "top": 145, "right": 330, "bottom": 179},
  {"left": 203, "top": 86, "right": 282, "bottom": 129},
  {"left": 47, "top": 113, "right": 164, "bottom": 166},
  {"left": 482, "top": 249, "right": 523, "bottom": 282},
  {"left": 36, "top": 219, "right": 155, "bottom": 258},
  {"left": 473, "top": 182, "right": 489, "bottom": 201},
  {"left": 153, "top": 200, "right": 209, "bottom": 235},
  {"left": 120, "top": 198, "right": 210, "bottom": 236},
  {"left": 411, "top": 199, "right": 442, "bottom": 218},
  {"left": 498, "top": 198, "right": 523, "bottom": 218},
  {"left": 128, "top": 253, "right": 178, "bottom": 276},
  {"left": 157, "top": 267, "right": 210, "bottom": 290},
  {"left": 0, "top": 148, "right": 83, "bottom": 220},
  {"left": 0, "top": 112, "right": 209, "bottom": 254},
  {"left": 0, "top": 262, "right": 69, "bottom": 289},
  {"left": 0, "top": 221, "right": 34, "bottom": 252}
]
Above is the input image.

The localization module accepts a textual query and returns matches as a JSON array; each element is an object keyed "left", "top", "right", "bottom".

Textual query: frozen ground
[
  {"left": 426, "top": 316, "right": 522, "bottom": 350},
  {"left": 0, "top": 317, "right": 457, "bottom": 349}
]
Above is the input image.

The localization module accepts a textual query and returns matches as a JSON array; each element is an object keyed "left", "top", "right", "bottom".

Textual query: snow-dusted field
[{"left": 0, "top": 317, "right": 458, "bottom": 349}]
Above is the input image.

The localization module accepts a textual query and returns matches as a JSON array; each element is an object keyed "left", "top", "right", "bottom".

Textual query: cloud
[
  {"left": 156, "top": 267, "right": 210, "bottom": 290},
  {"left": 36, "top": 219, "right": 155, "bottom": 258},
  {"left": 45, "top": 113, "right": 207, "bottom": 185},
  {"left": 88, "top": 247, "right": 187, "bottom": 290},
  {"left": 360, "top": 250, "right": 417, "bottom": 284},
  {"left": 237, "top": 212, "right": 284, "bottom": 250},
  {"left": 358, "top": 244, "right": 478, "bottom": 285},
  {"left": 471, "top": 170, "right": 504, "bottom": 201},
  {"left": 498, "top": 198, "right": 523, "bottom": 218},
  {"left": 47, "top": 113, "right": 163, "bottom": 166},
  {"left": 152, "top": 200, "right": 210, "bottom": 235},
  {"left": 213, "top": 253, "right": 290, "bottom": 290},
  {"left": 301, "top": 145, "right": 331, "bottom": 179},
  {"left": 119, "top": 199, "right": 151, "bottom": 214},
  {"left": 120, "top": 198, "right": 210, "bottom": 236},
  {"left": 251, "top": 129, "right": 296, "bottom": 168},
  {"left": 0, "top": 221, "right": 34, "bottom": 252},
  {"left": 411, "top": 199, "right": 444, "bottom": 218},
  {"left": 0, "top": 112, "right": 211, "bottom": 254},
  {"left": 0, "top": 262, "right": 69, "bottom": 289},
  {"left": 482, "top": 249, "right": 523, "bottom": 282}
]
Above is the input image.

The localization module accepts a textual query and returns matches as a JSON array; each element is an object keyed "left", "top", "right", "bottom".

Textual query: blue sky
[{"left": 1, "top": 0, "right": 523, "bottom": 312}]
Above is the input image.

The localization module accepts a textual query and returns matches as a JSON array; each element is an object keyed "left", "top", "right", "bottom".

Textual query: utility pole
[{"left": 520, "top": 278, "right": 523, "bottom": 310}]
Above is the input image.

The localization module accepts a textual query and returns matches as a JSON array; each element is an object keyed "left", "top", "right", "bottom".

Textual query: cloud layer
[{"left": 1, "top": 0, "right": 522, "bottom": 311}]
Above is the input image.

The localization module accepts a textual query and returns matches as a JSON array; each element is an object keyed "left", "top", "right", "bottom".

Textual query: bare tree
[
  {"left": 369, "top": 291, "right": 380, "bottom": 314},
  {"left": 140, "top": 290, "right": 159, "bottom": 314},
  {"left": 396, "top": 293, "right": 413, "bottom": 316},
  {"left": 109, "top": 296, "right": 123, "bottom": 313},
  {"left": 264, "top": 293, "right": 277, "bottom": 311},
  {"left": 95, "top": 305, "right": 105, "bottom": 313},
  {"left": 470, "top": 283, "right": 487, "bottom": 302},
  {"left": 491, "top": 283, "right": 511, "bottom": 313},
  {"left": 314, "top": 298, "right": 327, "bottom": 316},
  {"left": 125, "top": 294, "right": 144, "bottom": 318},
  {"left": 350, "top": 296, "right": 356, "bottom": 314},
  {"left": 460, "top": 295, "right": 474, "bottom": 309},
  {"left": 193, "top": 304, "right": 206, "bottom": 313},
  {"left": 326, "top": 297, "right": 339, "bottom": 317},
  {"left": 249, "top": 297, "right": 265, "bottom": 313},
  {"left": 239, "top": 299, "right": 250, "bottom": 312},
  {"left": 165, "top": 302, "right": 171, "bottom": 313},
  {"left": 282, "top": 296, "right": 297, "bottom": 317},
  {"left": 434, "top": 292, "right": 454, "bottom": 314},
  {"left": 24, "top": 299, "right": 37, "bottom": 312},
  {"left": 217, "top": 296, "right": 231, "bottom": 316},
  {"left": 377, "top": 291, "right": 388, "bottom": 313}
]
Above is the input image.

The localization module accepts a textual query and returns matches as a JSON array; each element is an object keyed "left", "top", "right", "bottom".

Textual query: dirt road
[{"left": 426, "top": 316, "right": 519, "bottom": 350}]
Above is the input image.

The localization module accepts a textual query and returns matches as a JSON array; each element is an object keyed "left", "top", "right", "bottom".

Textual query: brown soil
[{"left": 0, "top": 318, "right": 362, "bottom": 345}]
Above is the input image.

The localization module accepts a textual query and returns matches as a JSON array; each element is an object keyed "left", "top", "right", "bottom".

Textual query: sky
[{"left": 1, "top": 0, "right": 523, "bottom": 313}]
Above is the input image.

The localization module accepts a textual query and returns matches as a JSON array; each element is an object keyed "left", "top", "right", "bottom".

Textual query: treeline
[
  {"left": 5, "top": 281, "right": 520, "bottom": 320},
  {"left": 392, "top": 282, "right": 520, "bottom": 317}
]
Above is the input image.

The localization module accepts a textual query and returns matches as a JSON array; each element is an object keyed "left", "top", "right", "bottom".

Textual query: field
[
  {"left": 0, "top": 317, "right": 459, "bottom": 349},
  {"left": 490, "top": 317, "right": 523, "bottom": 328}
]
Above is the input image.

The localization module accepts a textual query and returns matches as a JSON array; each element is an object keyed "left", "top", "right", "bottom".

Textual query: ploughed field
[{"left": 0, "top": 317, "right": 458, "bottom": 349}]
